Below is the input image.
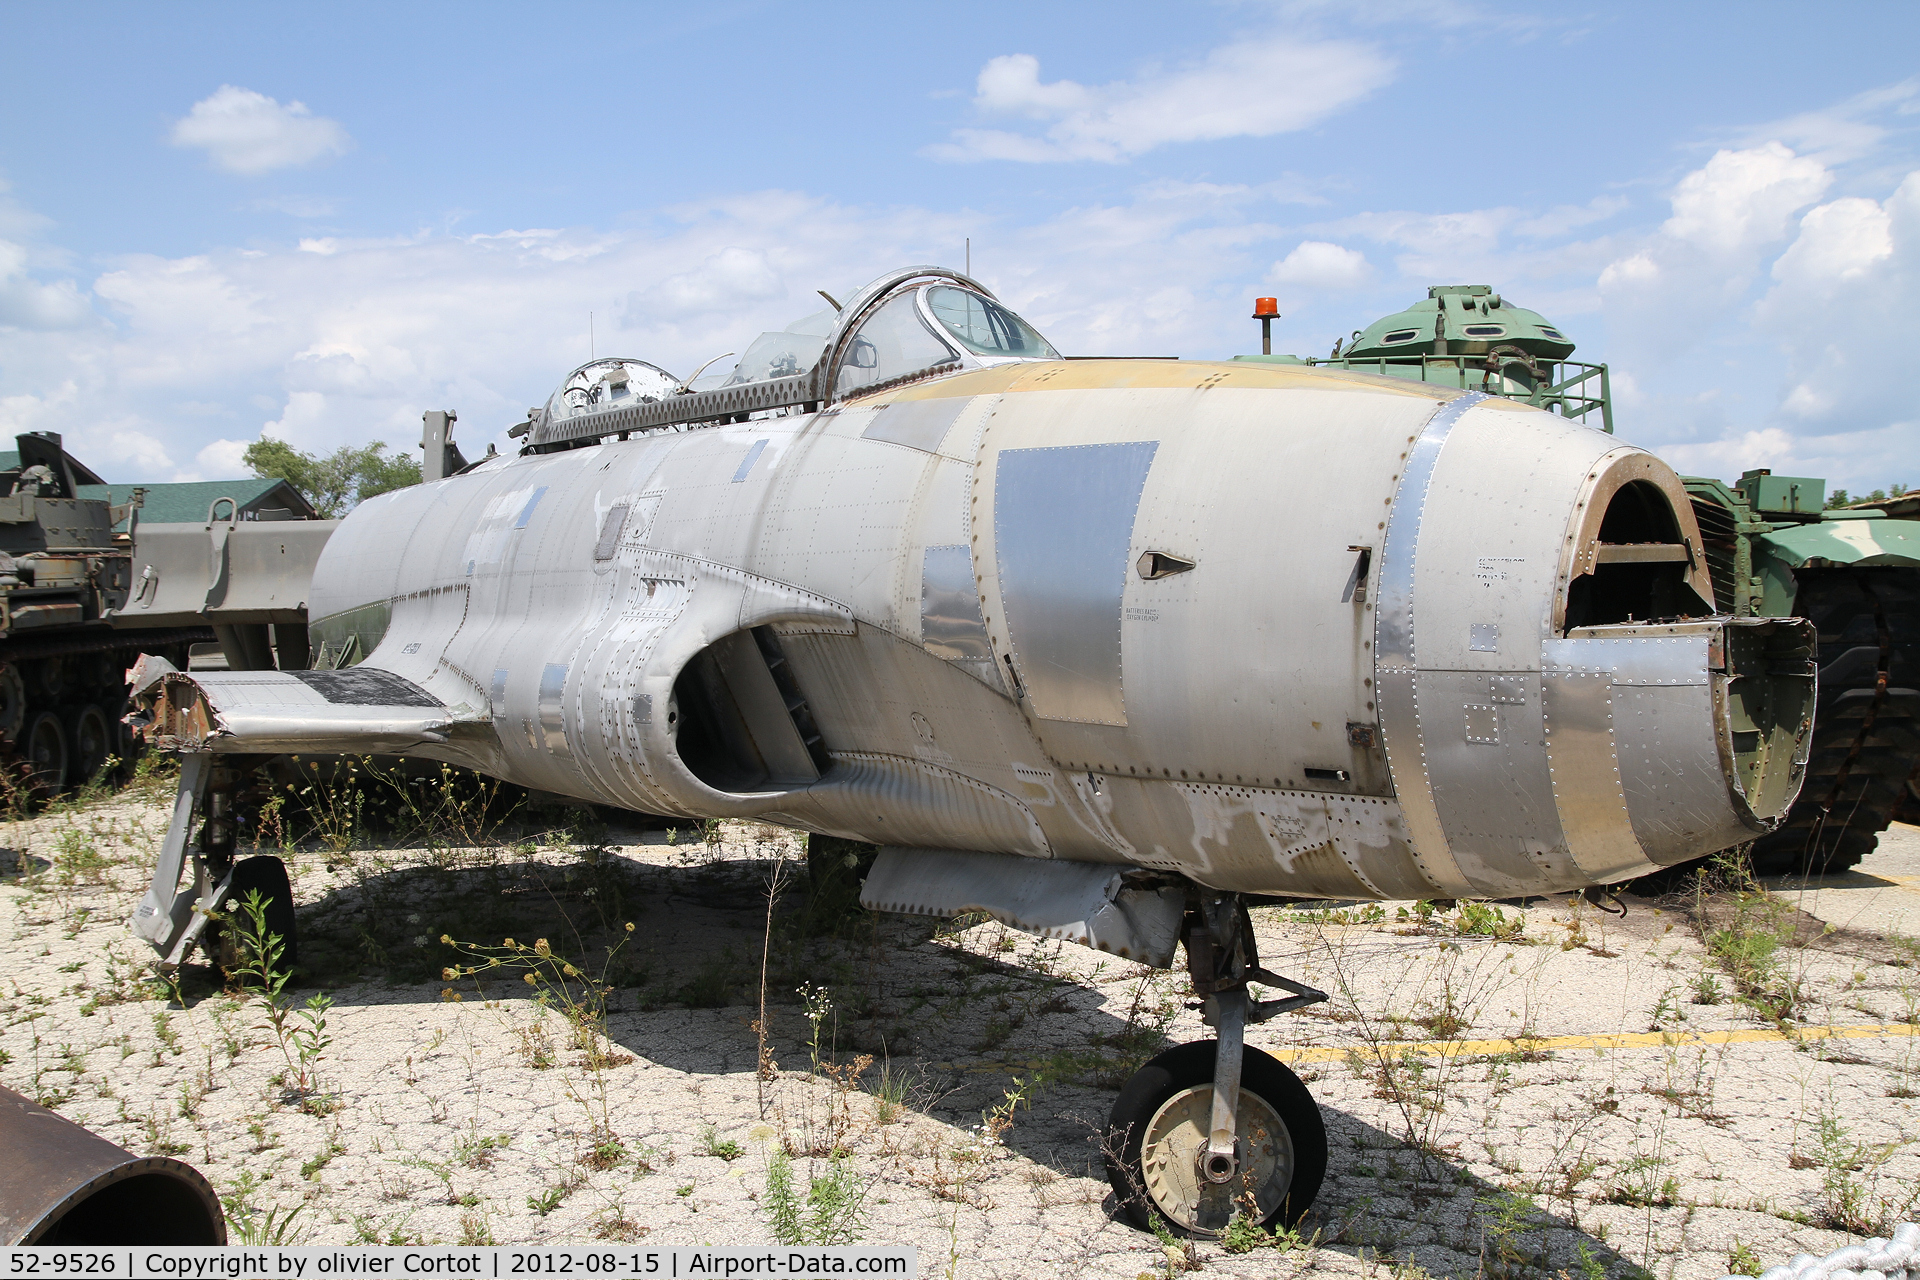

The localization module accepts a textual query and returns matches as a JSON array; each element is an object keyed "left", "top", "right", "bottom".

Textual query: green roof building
[{"left": 75, "top": 478, "right": 317, "bottom": 532}]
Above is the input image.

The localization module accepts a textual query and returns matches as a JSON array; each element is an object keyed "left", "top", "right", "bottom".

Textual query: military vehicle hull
[
  {"left": 1687, "top": 477, "right": 1920, "bottom": 875},
  {"left": 0, "top": 435, "right": 216, "bottom": 794}
]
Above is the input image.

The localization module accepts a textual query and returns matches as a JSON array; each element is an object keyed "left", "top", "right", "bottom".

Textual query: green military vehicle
[
  {"left": 1239, "top": 285, "right": 1918, "bottom": 876},
  {"left": 0, "top": 432, "right": 202, "bottom": 793},
  {"left": 1680, "top": 473, "right": 1918, "bottom": 874}
]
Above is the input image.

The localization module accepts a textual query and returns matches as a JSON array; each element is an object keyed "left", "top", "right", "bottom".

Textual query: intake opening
[
  {"left": 1564, "top": 480, "right": 1715, "bottom": 630},
  {"left": 671, "top": 627, "right": 828, "bottom": 793}
]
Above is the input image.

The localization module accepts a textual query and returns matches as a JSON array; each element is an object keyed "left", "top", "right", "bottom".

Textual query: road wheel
[
  {"left": 23, "top": 711, "right": 67, "bottom": 796},
  {"left": 67, "top": 703, "right": 110, "bottom": 788},
  {"left": 1105, "top": 1039, "right": 1326, "bottom": 1238},
  {"left": 0, "top": 665, "right": 24, "bottom": 745}
]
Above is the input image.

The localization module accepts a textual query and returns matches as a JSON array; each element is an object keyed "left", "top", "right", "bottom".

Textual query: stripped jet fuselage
[
  {"left": 148, "top": 271, "right": 1810, "bottom": 941},
  {"left": 128, "top": 266, "right": 1815, "bottom": 1237}
]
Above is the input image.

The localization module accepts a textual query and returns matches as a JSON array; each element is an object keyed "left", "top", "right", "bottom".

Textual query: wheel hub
[{"left": 1140, "top": 1083, "right": 1293, "bottom": 1235}]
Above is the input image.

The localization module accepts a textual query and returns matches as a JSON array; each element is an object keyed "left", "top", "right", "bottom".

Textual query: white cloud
[
  {"left": 928, "top": 36, "right": 1394, "bottom": 163},
  {"left": 170, "top": 86, "right": 351, "bottom": 175},
  {"left": 1268, "top": 241, "right": 1371, "bottom": 289},
  {"left": 1747, "top": 171, "right": 1920, "bottom": 446},
  {"left": 1597, "top": 142, "right": 1831, "bottom": 359},
  {"left": 193, "top": 439, "right": 251, "bottom": 479},
  {"left": 0, "top": 240, "right": 91, "bottom": 329}
]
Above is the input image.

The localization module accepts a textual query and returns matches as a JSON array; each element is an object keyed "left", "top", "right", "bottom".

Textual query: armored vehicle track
[{"left": 1748, "top": 568, "right": 1920, "bottom": 876}]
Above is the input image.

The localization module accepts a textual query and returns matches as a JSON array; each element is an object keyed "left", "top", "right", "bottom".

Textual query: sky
[{"left": 1, "top": 0, "right": 1917, "bottom": 494}]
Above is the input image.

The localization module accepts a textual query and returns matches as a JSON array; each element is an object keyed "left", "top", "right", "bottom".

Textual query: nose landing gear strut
[{"left": 1105, "top": 893, "right": 1331, "bottom": 1238}]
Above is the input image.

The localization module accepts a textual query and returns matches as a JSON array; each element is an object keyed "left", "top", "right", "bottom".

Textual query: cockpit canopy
[
  {"left": 527, "top": 268, "right": 1058, "bottom": 445},
  {"left": 537, "top": 358, "right": 680, "bottom": 435},
  {"left": 715, "top": 271, "right": 1058, "bottom": 399}
]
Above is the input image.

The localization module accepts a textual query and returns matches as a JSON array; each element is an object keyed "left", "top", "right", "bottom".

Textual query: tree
[{"left": 243, "top": 438, "right": 422, "bottom": 519}]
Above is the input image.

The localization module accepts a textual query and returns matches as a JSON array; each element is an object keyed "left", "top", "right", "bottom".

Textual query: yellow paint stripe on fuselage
[{"left": 874, "top": 358, "right": 1474, "bottom": 404}]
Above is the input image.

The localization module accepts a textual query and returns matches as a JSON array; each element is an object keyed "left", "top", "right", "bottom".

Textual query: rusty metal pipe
[{"left": 0, "top": 1085, "right": 225, "bottom": 1245}]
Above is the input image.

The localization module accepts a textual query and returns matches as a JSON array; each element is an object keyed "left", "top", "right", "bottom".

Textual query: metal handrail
[{"left": 1307, "top": 355, "right": 1612, "bottom": 433}]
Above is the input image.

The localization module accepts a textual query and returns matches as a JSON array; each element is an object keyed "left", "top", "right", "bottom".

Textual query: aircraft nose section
[{"left": 1544, "top": 616, "right": 1815, "bottom": 881}]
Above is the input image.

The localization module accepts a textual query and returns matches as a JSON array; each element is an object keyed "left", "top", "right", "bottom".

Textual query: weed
[
  {"left": 301, "top": 1137, "right": 347, "bottom": 1180},
  {"left": 456, "top": 1131, "right": 513, "bottom": 1169},
  {"left": 51, "top": 829, "right": 109, "bottom": 886},
  {"left": 697, "top": 1124, "right": 744, "bottom": 1161},
  {"left": 526, "top": 1186, "right": 566, "bottom": 1217},
  {"left": 1455, "top": 900, "right": 1526, "bottom": 941},
  {"left": 225, "top": 889, "right": 334, "bottom": 1102},
  {"left": 872, "top": 1060, "right": 913, "bottom": 1125},
  {"left": 226, "top": 1203, "right": 304, "bottom": 1246},
  {"left": 1727, "top": 1241, "right": 1764, "bottom": 1277},
  {"left": 763, "top": 1149, "right": 870, "bottom": 1246}
]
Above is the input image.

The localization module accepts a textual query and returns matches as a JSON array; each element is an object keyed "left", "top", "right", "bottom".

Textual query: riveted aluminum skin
[
  {"left": 128, "top": 350, "right": 1814, "bottom": 962},
  {"left": 1373, "top": 391, "right": 1486, "bottom": 897},
  {"left": 994, "top": 441, "right": 1159, "bottom": 726}
]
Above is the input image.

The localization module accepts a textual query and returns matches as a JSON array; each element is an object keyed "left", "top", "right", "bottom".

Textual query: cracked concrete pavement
[{"left": 5, "top": 784, "right": 1920, "bottom": 1280}]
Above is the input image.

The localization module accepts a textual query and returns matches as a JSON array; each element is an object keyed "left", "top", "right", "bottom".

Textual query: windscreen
[
  {"left": 835, "top": 292, "right": 960, "bottom": 399},
  {"left": 926, "top": 286, "right": 1059, "bottom": 360}
]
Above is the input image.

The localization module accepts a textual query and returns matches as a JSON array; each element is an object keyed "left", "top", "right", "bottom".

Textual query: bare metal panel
[
  {"left": 769, "top": 751, "right": 1050, "bottom": 854},
  {"left": 859, "top": 846, "right": 1182, "bottom": 966},
  {"left": 994, "top": 441, "right": 1157, "bottom": 725},
  {"left": 1419, "top": 668, "right": 1571, "bottom": 893},
  {"left": 538, "top": 663, "right": 570, "bottom": 754},
  {"left": 1612, "top": 682, "right": 1750, "bottom": 863},
  {"left": 139, "top": 669, "right": 451, "bottom": 755},
  {"left": 921, "top": 544, "right": 994, "bottom": 663},
  {"left": 1372, "top": 391, "right": 1485, "bottom": 896},
  {"left": 593, "top": 505, "right": 629, "bottom": 561},
  {"left": 863, "top": 400, "right": 968, "bottom": 454},
  {"left": 1540, "top": 663, "right": 1650, "bottom": 883},
  {"left": 731, "top": 439, "right": 769, "bottom": 483}
]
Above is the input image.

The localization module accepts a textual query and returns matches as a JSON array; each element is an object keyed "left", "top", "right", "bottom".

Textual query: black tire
[
  {"left": 23, "top": 710, "right": 67, "bottom": 796},
  {"left": 209, "top": 855, "right": 299, "bottom": 974},
  {"left": 0, "top": 664, "right": 24, "bottom": 745},
  {"left": 1105, "top": 1039, "right": 1326, "bottom": 1238},
  {"left": 66, "top": 703, "right": 110, "bottom": 788},
  {"left": 1749, "top": 568, "right": 1920, "bottom": 876}
]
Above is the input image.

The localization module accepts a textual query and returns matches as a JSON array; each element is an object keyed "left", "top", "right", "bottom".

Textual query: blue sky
[{"left": 2, "top": 0, "right": 1917, "bottom": 493}]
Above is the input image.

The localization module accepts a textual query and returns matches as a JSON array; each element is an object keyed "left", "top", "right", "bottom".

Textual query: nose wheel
[
  {"left": 1104, "top": 892, "right": 1330, "bottom": 1238},
  {"left": 1107, "top": 1038, "right": 1324, "bottom": 1235}
]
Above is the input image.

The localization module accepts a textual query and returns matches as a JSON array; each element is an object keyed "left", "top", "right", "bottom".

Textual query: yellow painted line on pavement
[
  {"left": 1263, "top": 1021, "right": 1920, "bottom": 1065},
  {"left": 924, "top": 1023, "right": 1920, "bottom": 1077}
]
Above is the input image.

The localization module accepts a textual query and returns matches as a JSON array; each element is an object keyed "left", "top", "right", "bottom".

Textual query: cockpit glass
[
  {"left": 925, "top": 286, "right": 1059, "bottom": 360},
  {"left": 542, "top": 359, "right": 679, "bottom": 427},
  {"left": 834, "top": 292, "right": 960, "bottom": 399}
]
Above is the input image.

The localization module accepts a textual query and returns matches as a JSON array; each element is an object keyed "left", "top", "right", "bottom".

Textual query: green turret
[
  {"left": 1339, "top": 284, "right": 1576, "bottom": 364},
  {"left": 1235, "top": 284, "right": 1610, "bottom": 432}
]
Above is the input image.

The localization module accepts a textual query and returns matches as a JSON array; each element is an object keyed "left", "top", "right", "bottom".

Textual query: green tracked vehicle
[
  {"left": 1239, "top": 286, "right": 1918, "bottom": 877},
  {"left": 0, "top": 433, "right": 208, "bottom": 795},
  {"left": 1682, "top": 473, "right": 1919, "bottom": 875}
]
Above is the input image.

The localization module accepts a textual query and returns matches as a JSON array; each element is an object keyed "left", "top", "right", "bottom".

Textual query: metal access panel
[{"left": 994, "top": 442, "right": 1158, "bottom": 725}]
